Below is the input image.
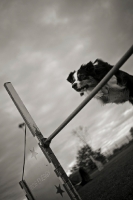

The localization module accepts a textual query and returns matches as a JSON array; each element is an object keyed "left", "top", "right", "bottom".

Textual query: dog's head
[{"left": 67, "top": 61, "right": 98, "bottom": 95}]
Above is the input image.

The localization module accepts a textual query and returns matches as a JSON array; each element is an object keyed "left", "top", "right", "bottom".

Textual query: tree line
[{"left": 69, "top": 126, "right": 133, "bottom": 175}]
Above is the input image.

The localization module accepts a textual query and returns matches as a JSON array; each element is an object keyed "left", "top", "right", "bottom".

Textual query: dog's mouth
[{"left": 76, "top": 85, "right": 89, "bottom": 92}]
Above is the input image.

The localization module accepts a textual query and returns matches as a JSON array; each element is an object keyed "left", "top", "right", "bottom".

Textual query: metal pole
[
  {"left": 4, "top": 83, "right": 82, "bottom": 200},
  {"left": 19, "top": 180, "right": 35, "bottom": 200},
  {"left": 44, "top": 45, "right": 133, "bottom": 145}
]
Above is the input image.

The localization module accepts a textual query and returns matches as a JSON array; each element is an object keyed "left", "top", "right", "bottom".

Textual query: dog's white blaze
[
  {"left": 73, "top": 71, "right": 78, "bottom": 82},
  {"left": 73, "top": 71, "right": 81, "bottom": 88}
]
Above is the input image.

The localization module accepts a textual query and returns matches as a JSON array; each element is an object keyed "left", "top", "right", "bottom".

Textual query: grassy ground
[{"left": 78, "top": 144, "right": 133, "bottom": 200}]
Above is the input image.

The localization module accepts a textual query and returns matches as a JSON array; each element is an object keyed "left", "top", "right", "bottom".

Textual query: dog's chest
[{"left": 100, "top": 87, "right": 129, "bottom": 104}]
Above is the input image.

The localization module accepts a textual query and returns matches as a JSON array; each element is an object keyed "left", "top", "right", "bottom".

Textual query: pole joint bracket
[{"left": 41, "top": 138, "right": 51, "bottom": 148}]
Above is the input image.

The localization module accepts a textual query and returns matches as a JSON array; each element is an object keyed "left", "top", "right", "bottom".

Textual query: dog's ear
[
  {"left": 80, "top": 65, "right": 85, "bottom": 69},
  {"left": 79, "top": 62, "right": 93, "bottom": 72},
  {"left": 85, "top": 61, "right": 94, "bottom": 70},
  {"left": 67, "top": 71, "right": 75, "bottom": 83}
]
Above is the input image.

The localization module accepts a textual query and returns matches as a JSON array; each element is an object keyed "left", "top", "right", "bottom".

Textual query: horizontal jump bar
[{"left": 44, "top": 45, "right": 133, "bottom": 145}]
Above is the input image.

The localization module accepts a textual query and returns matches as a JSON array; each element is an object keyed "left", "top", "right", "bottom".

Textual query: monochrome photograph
[{"left": 0, "top": 0, "right": 133, "bottom": 199}]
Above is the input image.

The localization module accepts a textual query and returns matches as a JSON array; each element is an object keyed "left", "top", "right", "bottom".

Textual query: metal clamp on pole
[
  {"left": 19, "top": 180, "right": 35, "bottom": 200},
  {"left": 41, "top": 137, "right": 51, "bottom": 148}
]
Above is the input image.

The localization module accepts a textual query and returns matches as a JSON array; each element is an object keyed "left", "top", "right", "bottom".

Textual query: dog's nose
[{"left": 72, "top": 83, "right": 77, "bottom": 89}]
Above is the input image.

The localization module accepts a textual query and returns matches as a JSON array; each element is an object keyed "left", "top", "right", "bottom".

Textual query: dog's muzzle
[
  {"left": 72, "top": 83, "right": 77, "bottom": 89},
  {"left": 72, "top": 83, "right": 81, "bottom": 92},
  {"left": 72, "top": 82, "right": 89, "bottom": 92}
]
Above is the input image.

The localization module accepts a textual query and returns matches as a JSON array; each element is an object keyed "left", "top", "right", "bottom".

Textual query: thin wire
[{"left": 22, "top": 123, "right": 26, "bottom": 180}]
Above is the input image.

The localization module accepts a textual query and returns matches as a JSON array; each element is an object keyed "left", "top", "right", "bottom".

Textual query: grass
[{"left": 78, "top": 144, "right": 133, "bottom": 200}]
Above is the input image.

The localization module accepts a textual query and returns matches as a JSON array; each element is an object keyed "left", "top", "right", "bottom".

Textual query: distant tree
[
  {"left": 72, "top": 126, "right": 106, "bottom": 163},
  {"left": 76, "top": 144, "right": 93, "bottom": 168},
  {"left": 93, "top": 148, "right": 106, "bottom": 163},
  {"left": 129, "top": 127, "right": 133, "bottom": 138},
  {"left": 70, "top": 164, "right": 79, "bottom": 174},
  {"left": 70, "top": 126, "right": 107, "bottom": 175},
  {"left": 72, "top": 126, "right": 88, "bottom": 145},
  {"left": 70, "top": 144, "right": 97, "bottom": 174},
  {"left": 113, "top": 148, "right": 120, "bottom": 155}
]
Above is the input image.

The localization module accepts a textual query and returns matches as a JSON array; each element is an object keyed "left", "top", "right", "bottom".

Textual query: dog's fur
[{"left": 67, "top": 59, "right": 133, "bottom": 104}]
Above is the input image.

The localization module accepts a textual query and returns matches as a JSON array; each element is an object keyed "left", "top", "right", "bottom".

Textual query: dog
[{"left": 67, "top": 59, "right": 133, "bottom": 105}]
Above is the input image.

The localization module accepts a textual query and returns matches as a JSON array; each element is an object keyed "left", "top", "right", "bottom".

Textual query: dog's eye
[{"left": 78, "top": 74, "right": 85, "bottom": 81}]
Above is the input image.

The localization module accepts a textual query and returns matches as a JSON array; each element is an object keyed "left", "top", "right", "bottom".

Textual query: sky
[{"left": 0, "top": 0, "right": 133, "bottom": 199}]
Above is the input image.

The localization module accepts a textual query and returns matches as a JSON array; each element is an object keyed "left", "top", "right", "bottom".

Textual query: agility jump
[
  {"left": 4, "top": 45, "right": 133, "bottom": 200},
  {"left": 44, "top": 45, "right": 133, "bottom": 145}
]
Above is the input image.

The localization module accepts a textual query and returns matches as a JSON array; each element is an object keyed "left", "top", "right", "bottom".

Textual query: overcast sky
[{"left": 0, "top": 0, "right": 133, "bottom": 199}]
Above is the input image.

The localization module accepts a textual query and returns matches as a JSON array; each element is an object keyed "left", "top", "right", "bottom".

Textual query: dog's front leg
[{"left": 107, "top": 75, "right": 126, "bottom": 90}]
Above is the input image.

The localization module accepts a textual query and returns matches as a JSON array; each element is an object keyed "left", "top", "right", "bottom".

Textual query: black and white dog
[{"left": 67, "top": 59, "right": 133, "bottom": 105}]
